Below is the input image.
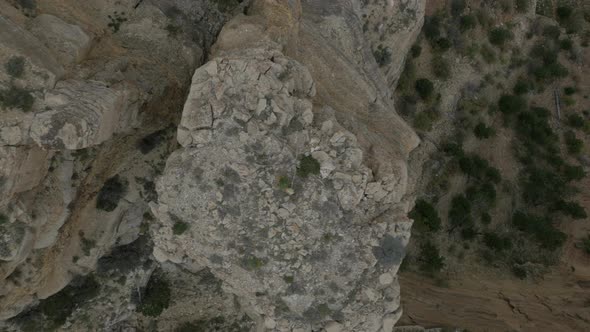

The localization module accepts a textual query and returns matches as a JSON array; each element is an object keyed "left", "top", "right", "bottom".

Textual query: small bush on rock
[
  {"left": 137, "top": 276, "right": 171, "bottom": 317},
  {"left": 5, "top": 57, "right": 25, "bottom": 78},
  {"left": 297, "top": 155, "right": 320, "bottom": 178},
  {"left": 409, "top": 199, "right": 441, "bottom": 232},
  {"left": 0, "top": 85, "right": 34, "bottom": 112},
  {"left": 96, "top": 175, "right": 128, "bottom": 212}
]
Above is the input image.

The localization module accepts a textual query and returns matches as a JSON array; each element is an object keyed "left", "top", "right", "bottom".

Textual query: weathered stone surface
[
  {"left": 154, "top": 44, "right": 411, "bottom": 331},
  {"left": 0, "top": 15, "right": 64, "bottom": 90},
  {"left": 0, "top": 146, "right": 50, "bottom": 206},
  {"left": 30, "top": 80, "right": 139, "bottom": 149},
  {"left": 28, "top": 14, "right": 92, "bottom": 66},
  {"left": 362, "top": 0, "right": 426, "bottom": 89}
]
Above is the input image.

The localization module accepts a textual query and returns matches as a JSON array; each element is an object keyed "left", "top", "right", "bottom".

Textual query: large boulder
[{"left": 154, "top": 46, "right": 411, "bottom": 331}]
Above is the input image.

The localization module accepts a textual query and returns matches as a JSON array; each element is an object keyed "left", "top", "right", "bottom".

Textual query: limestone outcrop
[
  {"left": 152, "top": 1, "right": 421, "bottom": 331},
  {"left": 0, "top": 0, "right": 238, "bottom": 320},
  {"left": 0, "top": 0, "right": 424, "bottom": 330}
]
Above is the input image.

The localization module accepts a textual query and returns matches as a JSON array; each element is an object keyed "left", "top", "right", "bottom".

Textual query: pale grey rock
[
  {"left": 31, "top": 80, "right": 139, "bottom": 149},
  {"left": 28, "top": 14, "right": 92, "bottom": 66},
  {"left": 155, "top": 44, "right": 411, "bottom": 332}
]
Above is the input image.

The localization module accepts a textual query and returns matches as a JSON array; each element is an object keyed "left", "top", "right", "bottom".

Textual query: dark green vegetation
[
  {"left": 297, "top": 155, "right": 320, "bottom": 178},
  {"left": 0, "top": 85, "right": 34, "bottom": 112},
  {"left": 13, "top": 275, "right": 100, "bottom": 330},
  {"left": 173, "top": 220, "right": 190, "bottom": 235},
  {"left": 242, "top": 255, "right": 266, "bottom": 270},
  {"left": 399, "top": 1, "right": 590, "bottom": 281},
  {"left": 415, "top": 78, "right": 434, "bottom": 100},
  {"left": 409, "top": 199, "right": 441, "bottom": 232},
  {"left": 278, "top": 175, "right": 291, "bottom": 190},
  {"left": 418, "top": 241, "right": 445, "bottom": 275},
  {"left": 96, "top": 175, "right": 128, "bottom": 211},
  {"left": 107, "top": 11, "right": 127, "bottom": 33},
  {"left": 373, "top": 45, "right": 393, "bottom": 67},
  {"left": 137, "top": 276, "right": 171, "bottom": 317},
  {"left": 5, "top": 56, "right": 25, "bottom": 78}
]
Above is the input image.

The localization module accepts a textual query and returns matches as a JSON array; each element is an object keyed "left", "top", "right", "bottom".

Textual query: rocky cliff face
[
  {"left": 0, "top": 0, "right": 237, "bottom": 320},
  {"left": 0, "top": 0, "right": 424, "bottom": 330}
]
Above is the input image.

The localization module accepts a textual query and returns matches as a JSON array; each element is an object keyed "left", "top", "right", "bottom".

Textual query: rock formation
[
  {"left": 152, "top": 1, "right": 420, "bottom": 331},
  {"left": 0, "top": 0, "right": 424, "bottom": 330}
]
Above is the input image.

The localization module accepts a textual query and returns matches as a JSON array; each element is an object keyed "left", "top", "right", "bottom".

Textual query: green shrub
[
  {"left": 522, "top": 167, "right": 566, "bottom": 206},
  {"left": 96, "top": 175, "right": 128, "bottom": 211},
  {"left": 567, "top": 114, "right": 585, "bottom": 129},
  {"left": 424, "top": 16, "right": 442, "bottom": 41},
  {"left": 138, "top": 129, "right": 166, "bottom": 154},
  {"left": 418, "top": 241, "right": 445, "bottom": 275},
  {"left": 278, "top": 176, "right": 290, "bottom": 190},
  {"left": 498, "top": 94, "right": 527, "bottom": 117},
  {"left": 409, "top": 199, "right": 441, "bottom": 232},
  {"left": 39, "top": 275, "right": 100, "bottom": 327},
  {"left": 553, "top": 200, "right": 587, "bottom": 219},
  {"left": 107, "top": 11, "right": 127, "bottom": 33},
  {"left": 483, "top": 232, "right": 512, "bottom": 251},
  {"left": 0, "top": 85, "right": 34, "bottom": 112},
  {"left": 242, "top": 255, "right": 266, "bottom": 270},
  {"left": 562, "top": 164, "right": 585, "bottom": 181},
  {"left": 297, "top": 155, "right": 320, "bottom": 177},
  {"left": 564, "top": 86, "right": 576, "bottom": 95},
  {"left": 474, "top": 122, "right": 496, "bottom": 139},
  {"left": 512, "top": 211, "right": 566, "bottom": 249},
  {"left": 431, "top": 55, "right": 451, "bottom": 80},
  {"left": 138, "top": 276, "right": 171, "bottom": 317},
  {"left": 173, "top": 221, "right": 189, "bottom": 235},
  {"left": 467, "top": 182, "right": 497, "bottom": 205},
  {"left": 442, "top": 141, "right": 464, "bottom": 157},
  {"left": 451, "top": 0, "right": 466, "bottom": 17},
  {"left": 515, "top": 0, "right": 529, "bottom": 13},
  {"left": 415, "top": 78, "right": 434, "bottom": 100},
  {"left": 411, "top": 44, "right": 422, "bottom": 58},
  {"left": 560, "top": 38, "right": 573, "bottom": 50},
  {"left": 0, "top": 213, "right": 7, "bottom": 224},
  {"left": 434, "top": 38, "right": 452, "bottom": 52},
  {"left": 373, "top": 45, "right": 392, "bottom": 67},
  {"left": 458, "top": 154, "right": 501, "bottom": 184},
  {"left": 5, "top": 57, "right": 25, "bottom": 78},
  {"left": 556, "top": 6, "right": 572, "bottom": 22},
  {"left": 413, "top": 108, "right": 440, "bottom": 131},
  {"left": 481, "top": 212, "right": 492, "bottom": 225},
  {"left": 461, "top": 227, "right": 477, "bottom": 240},
  {"left": 480, "top": 44, "right": 496, "bottom": 63},
  {"left": 449, "top": 194, "right": 472, "bottom": 228},
  {"left": 513, "top": 78, "right": 533, "bottom": 95},
  {"left": 488, "top": 27, "right": 513, "bottom": 47},
  {"left": 564, "top": 131, "right": 583, "bottom": 154},
  {"left": 512, "top": 265, "right": 527, "bottom": 279},
  {"left": 515, "top": 108, "right": 558, "bottom": 149},
  {"left": 460, "top": 14, "right": 477, "bottom": 31}
]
